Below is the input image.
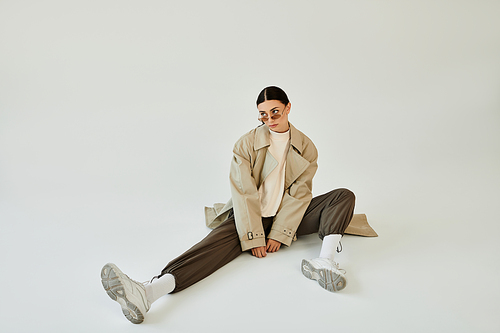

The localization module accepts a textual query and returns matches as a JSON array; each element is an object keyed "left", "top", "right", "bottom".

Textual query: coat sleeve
[
  {"left": 268, "top": 140, "right": 318, "bottom": 246},
  {"left": 229, "top": 138, "right": 267, "bottom": 251}
]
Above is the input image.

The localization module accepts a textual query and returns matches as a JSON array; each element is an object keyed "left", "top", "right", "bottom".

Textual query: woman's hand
[
  {"left": 266, "top": 239, "right": 281, "bottom": 253},
  {"left": 250, "top": 239, "right": 282, "bottom": 258},
  {"left": 251, "top": 246, "right": 267, "bottom": 258}
]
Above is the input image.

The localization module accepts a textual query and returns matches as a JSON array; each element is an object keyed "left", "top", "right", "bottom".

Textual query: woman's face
[{"left": 257, "top": 100, "right": 291, "bottom": 133}]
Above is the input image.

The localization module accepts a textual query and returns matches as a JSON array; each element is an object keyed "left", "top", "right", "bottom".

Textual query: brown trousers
[{"left": 159, "top": 188, "right": 355, "bottom": 293}]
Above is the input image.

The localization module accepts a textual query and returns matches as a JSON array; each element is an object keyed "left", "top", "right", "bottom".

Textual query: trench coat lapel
[
  {"left": 254, "top": 125, "right": 278, "bottom": 184},
  {"left": 253, "top": 125, "right": 270, "bottom": 150},
  {"left": 284, "top": 124, "right": 310, "bottom": 189},
  {"left": 284, "top": 148, "right": 309, "bottom": 189}
]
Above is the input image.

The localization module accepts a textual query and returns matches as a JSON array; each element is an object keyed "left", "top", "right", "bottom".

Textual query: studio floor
[{"left": 2, "top": 153, "right": 499, "bottom": 332}]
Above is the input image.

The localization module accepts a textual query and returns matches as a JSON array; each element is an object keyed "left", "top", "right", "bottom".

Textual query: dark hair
[{"left": 256, "top": 86, "right": 290, "bottom": 107}]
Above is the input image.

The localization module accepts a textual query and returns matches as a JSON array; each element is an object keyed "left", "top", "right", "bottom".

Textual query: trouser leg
[
  {"left": 155, "top": 189, "right": 353, "bottom": 293},
  {"left": 158, "top": 214, "right": 243, "bottom": 293},
  {"left": 296, "top": 188, "right": 355, "bottom": 239}
]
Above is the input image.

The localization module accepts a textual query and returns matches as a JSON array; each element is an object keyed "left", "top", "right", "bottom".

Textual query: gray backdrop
[{"left": 1, "top": 1, "right": 499, "bottom": 332}]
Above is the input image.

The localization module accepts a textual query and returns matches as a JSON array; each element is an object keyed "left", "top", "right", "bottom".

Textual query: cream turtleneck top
[{"left": 259, "top": 129, "right": 290, "bottom": 217}]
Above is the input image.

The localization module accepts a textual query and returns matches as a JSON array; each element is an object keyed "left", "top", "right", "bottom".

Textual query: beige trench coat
[
  {"left": 205, "top": 123, "right": 377, "bottom": 252},
  {"left": 204, "top": 123, "right": 316, "bottom": 251}
]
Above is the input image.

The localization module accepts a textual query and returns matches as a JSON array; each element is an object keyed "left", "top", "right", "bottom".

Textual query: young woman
[{"left": 101, "top": 86, "right": 356, "bottom": 324}]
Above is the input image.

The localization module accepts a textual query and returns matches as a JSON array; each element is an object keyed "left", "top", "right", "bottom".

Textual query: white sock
[
  {"left": 319, "top": 234, "right": 342, "bottom": 261},
  {"left": 145, "top": 273, "right": 176, "bottom": 304}
]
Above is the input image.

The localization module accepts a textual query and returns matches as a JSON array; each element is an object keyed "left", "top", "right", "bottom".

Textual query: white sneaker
[
  {"left": 101, "top": 263, "right": 151, "bottom": 324},
  {"left": 301, "top": 258, "right": 347, "bottom": 292}
]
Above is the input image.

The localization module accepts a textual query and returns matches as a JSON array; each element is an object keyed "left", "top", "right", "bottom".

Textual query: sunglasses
[{"left": 258, "top": 107, "right": 286, "bottom": 122}]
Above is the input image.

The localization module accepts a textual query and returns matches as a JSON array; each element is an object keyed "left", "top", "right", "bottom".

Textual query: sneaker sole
[
  {"left": 301, "top": 259, "right": 347, "bottom": 292},
  {"left": 101, "top": 263, "right": 145, "bottom": 324}
]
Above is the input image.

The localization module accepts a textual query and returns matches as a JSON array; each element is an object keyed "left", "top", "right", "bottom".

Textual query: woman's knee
[{"left": 337, "top": 188, "right": 355, "bottom": 203}]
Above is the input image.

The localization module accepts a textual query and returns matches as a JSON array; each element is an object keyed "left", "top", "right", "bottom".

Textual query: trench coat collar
[{"left": 253, "top": 123, "right": 303, "bottom": 153}]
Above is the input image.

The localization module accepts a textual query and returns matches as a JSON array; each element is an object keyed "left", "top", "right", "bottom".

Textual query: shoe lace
[
  {"left": 122, "top": 271, "right": 150, "bottom": 287},
  {"left": 149, "top": 274, "right": 161, "bottom": 284},
  {"left": 331, "top": 260, "right": 346, "bottom": 275}
]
